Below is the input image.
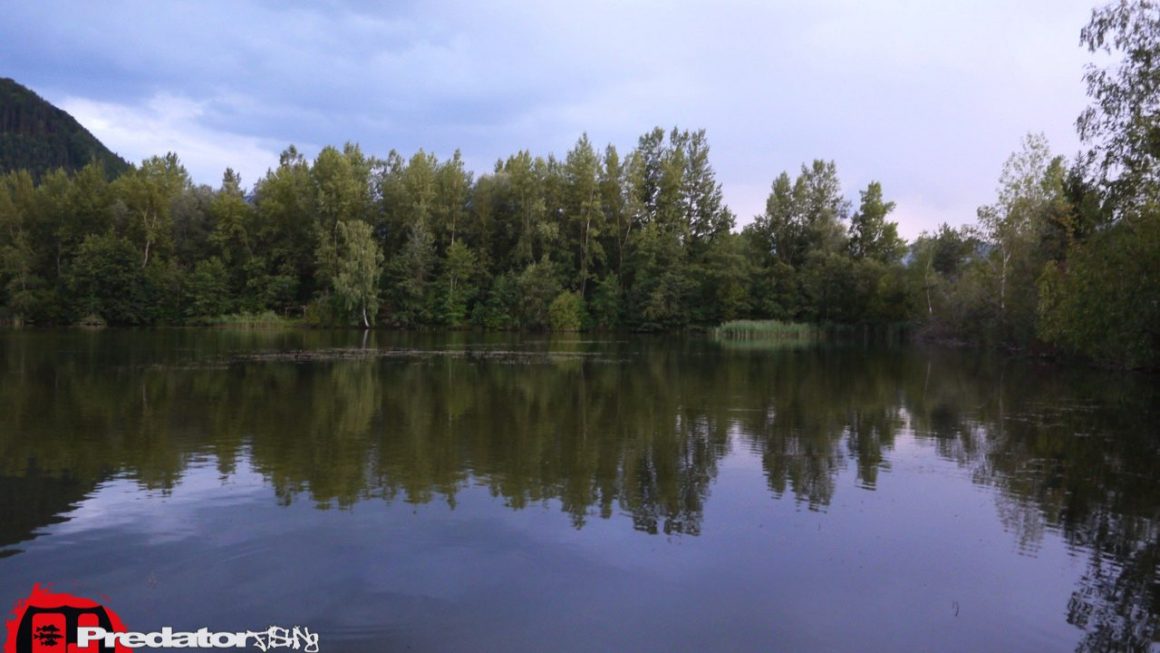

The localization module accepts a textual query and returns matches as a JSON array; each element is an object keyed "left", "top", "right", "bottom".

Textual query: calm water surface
[{"left": 0, "top": 330, "right": 1157, "bottom": 652}]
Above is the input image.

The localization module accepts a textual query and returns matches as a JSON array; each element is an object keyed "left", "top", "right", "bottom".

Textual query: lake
[{"left": 0, "top": 330, "right": 1156, "bottom": 652}]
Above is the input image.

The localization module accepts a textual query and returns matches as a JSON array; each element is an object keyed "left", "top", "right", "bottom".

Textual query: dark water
[{"left": 0, "top": 330, "right": 1157, "bottom": 652}]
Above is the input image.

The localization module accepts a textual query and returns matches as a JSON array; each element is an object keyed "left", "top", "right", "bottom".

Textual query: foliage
[
  {"left": 548, "top": 291, "right": 585, "bottom": 331},
  {"left": 1078, "top": 0, "right": 1160, "bottom": 209},
  {"left": 587, "top": 273, "right": 622, "bottom": 329},
  {"left": 67, "top": 232, "right": 151, "bottom": 324},
  {"left": 185, "top": 257, "right": 231, "bottom": 318},
  {"left": 0, "top": 125, "right": 923, "bottom": 333},
  {"left": 385, "top": 220, "right": 436, "bottom": 327},
  {"left": 971, "top": 133, "right": 1067, "bottom": 344},
  {"left": 0, "top": 78, "right": 129, "bottom": 180},
  {"left": 848, "top": 181, "right": 905, "bottom": 263},
  {"left": 516, "top": 257, "right": 562, "bottom": 330},
  {"left": 333, "top": 220, "right": 384, "bottom": 327},
  {"left": 1039, "top": 208, "right": 1160, "bottom": 368},
  {"left": 472, "top": 272, "right": 520, "bottom": 330},
  {"left": 439, "top": 239, "right": 478, "bottom": 327},
  {"left": 0, "top": 50, "right": 1151, "bottom": 368}
]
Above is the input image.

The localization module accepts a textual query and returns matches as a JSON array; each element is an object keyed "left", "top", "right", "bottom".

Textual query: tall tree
[
  {"left": 501, "top": 150, "right": 548, "bottom": 265},
  {"left": 752, "top": 172, "right": 798, "bottom": 266},
  {"left": 563, "top": 134, "right": 603, "bottom": 295},
  {"left": 848, "top": 181, "right": 904, "bottom": 263},
  {"left": 387, "top": 220, "right": 437, "bottom": 326},
  {"left": 0, "top": 171, "right": 37, "bottom": 318},
  {"left": 113, "top": 153, "right": 189, "bottom": 268},
  {"left": 682, "top": 129, "right": 734, "bottom": 249},
  {"left": 52, "top": 162, "right": 111, "bottom": 280},
  {"left": 333, "top": 220, "right": 384, "bottom": 328},
  {"left": 795, "top": 160, "right": 849, "bottom": 258},
  {"left": 433, "top": 150, "right": 471, "bottom": 250},
  {"left": 253, "top": 146, "right": 315, "bottom": 305},
  {"left": 976, "top": 133, "right": 1062, "bottom": 320},
  {"left": 312, "top": 144, "right": 371, "bottom": 290},
  {"left": 1078, "top": 0, "right": 1160, "bottom": 210},
  {"left": 599, "top": 145, "right": 629, "bottom": 277},
  {"left": 440, "top": 239, "right": 478, "bottom": 327}
]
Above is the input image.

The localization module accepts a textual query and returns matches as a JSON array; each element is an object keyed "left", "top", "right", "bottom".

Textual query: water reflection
[{"left": 0, "top": 331, "right": 1156, "bottom": 650}]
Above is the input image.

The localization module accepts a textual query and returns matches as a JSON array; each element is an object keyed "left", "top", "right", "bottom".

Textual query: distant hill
[{"left": 0, "top": 77, "right": 130, "bottom": 180}]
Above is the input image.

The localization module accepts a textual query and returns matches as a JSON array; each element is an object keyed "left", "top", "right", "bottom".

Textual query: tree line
[
  {"left": 1, "top": 1, "right": 1158, "bottom": 368},
  {"left": 0, "top": 128, "right": 914, "bottom": 332}
]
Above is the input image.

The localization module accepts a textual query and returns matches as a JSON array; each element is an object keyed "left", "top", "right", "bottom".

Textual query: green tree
[
  {"left": 682, "top": 129, "right": 734, "bottom": 249},
  {"left": 334, "top": 220, "right": 384, "bottom": 328},
  {"left": 909, "top": 224, "right": 978, "bottom": 320},
  {"left": 752, "top": 161, "right": 848, "bottom": 271},
  {"left": 503, "top": 150, "right": 550, "bottom": 265},
  {"left": 432, "top": 150, "right": 471, "bottom": 251},
  {"left": 253, "top": 146, "right": 315, "bottom": 307},
  {"left": 516, "top": 257, "right": 562, "bottom": 330},
  {"left": 692, "top": 233, "right": 750, "bottom": 323},
  {"left": 0, "top": 172, "right": 38, "bottom": 320},
  {"left": 548, "top": 291, "right": 585, "bottom": 331},
  {"left": 170, "top": 184, "right": 215, "bottom": 269},
  {"left": 473, "top": 271, "right": 520, "bottom": 330},
  {"left": 751, "top": 172, "right": 799, "bottom": 267},
  {"left": 976, "top": 133, "right": 1065, "bottom": 342},
  {"left": 848, "top": 181, "right": 904, "bottom": 263},
  {"left": 185, "top": 257, "right": 231, "bottom": 318},
  {"left": 1078, "top": 0, "right": 1160, "bottom": 209},
  {"left": 440, "top": 239, "right": 478, "bottom": 327},
  {"left": 795, "top": 160, "right": 849, "bottom": 258},
  {"left": 563, "top": 134, "right": 604, "bottom": 296},
  {"left": 1039, "top": 206, "right": 1160, "bottom": 368},
  {"left": 113, "top": 153, "right": 189, "bottom": 268},
  {"left": 312, "top": 144, "right": 371, "bottom": 291},
  {"left": 599, "top": 145, "right": 629, "bottom": 277},
  {"left": 588, "top": 273, "right": 622, "bottom": 329},
  {"left": 67, "top": 232, "right": 150, "bottom": 324},
  {"left": 209, "top": 168, "right": 259, "bottom": 308},
  {"left": 626, "top": 222, "right": 691, "bottom": 330},
  {"left": 387, "top": 220, "right": 437, "bottom": 326},
  {"left": 209, "top": 169, "right": 251, "bottom": 264}
]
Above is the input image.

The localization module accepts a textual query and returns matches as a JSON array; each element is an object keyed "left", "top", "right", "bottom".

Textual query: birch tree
[
  {"left": 977, "top": 133, "right": 1061, "bottom": 317},
  {"left": 334, "top": 220, "right": 383, "bottom": 328}
]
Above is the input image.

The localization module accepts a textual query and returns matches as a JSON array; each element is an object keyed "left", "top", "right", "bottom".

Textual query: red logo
[{"left": 4, "top": 585, "right": 131, "bottom": 653}]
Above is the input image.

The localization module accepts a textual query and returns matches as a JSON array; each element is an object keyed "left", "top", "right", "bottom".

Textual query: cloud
[
  {"left": 891, "top": 194, "right": 982, "bottom": 241},
  {"left": 60, "top": 94, "right": 290, "bottom": 191},
  {"left": 5, "top": 0, "right": 1099, "bottom": 233}
]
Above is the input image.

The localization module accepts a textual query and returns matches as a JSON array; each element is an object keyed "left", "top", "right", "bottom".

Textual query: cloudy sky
[{"left": 2, "top": 0, "right": 1098, "bottom": 237}]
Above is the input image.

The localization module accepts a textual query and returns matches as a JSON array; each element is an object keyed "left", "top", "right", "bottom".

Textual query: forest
[
  {"left": 0, "top": 2, "right": 1157, "bottom": 369},
  {"left": 0, "top": 77, "right": 129, "bottom": 180}
]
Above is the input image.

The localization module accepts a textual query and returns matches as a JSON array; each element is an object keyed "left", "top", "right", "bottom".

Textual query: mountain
[{"left": 0, "top": 77, "right": 130, "bottom": 180}]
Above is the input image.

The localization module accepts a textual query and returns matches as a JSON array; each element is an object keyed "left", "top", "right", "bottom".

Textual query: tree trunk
[
  {"left": 924, "top": 260, "right": 933, "bottom": 315},
  {"left": 999, "top": 249, "right": 1009, "bottom": 315},
  {"left": 581, "top": 215, "right": 591, "bottom": 297}
]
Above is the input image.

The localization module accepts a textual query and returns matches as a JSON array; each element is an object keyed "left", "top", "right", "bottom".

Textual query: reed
[
  {"left": 712, "top": 320, "right": 818, "bottom": 340},
  {"left": 190, "top": 310, "right": 294, "bottom": 327}
]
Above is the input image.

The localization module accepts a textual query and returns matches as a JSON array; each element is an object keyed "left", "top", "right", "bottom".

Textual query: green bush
[
  {"left": 1038, "top": 209, "right": 1160, "bottom": 369},
  {"left": 548, "top": 291, "right": 585, "bottom": 332}
]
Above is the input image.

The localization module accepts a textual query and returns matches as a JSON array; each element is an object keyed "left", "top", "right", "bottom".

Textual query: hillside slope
[{"left": 0, "top": 78, "right": 129, "bottom": 179}]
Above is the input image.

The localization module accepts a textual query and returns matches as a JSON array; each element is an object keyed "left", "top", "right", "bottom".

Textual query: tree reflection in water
[{"left": 0, "top": 331, "right": 1156, "bottom": 649}]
